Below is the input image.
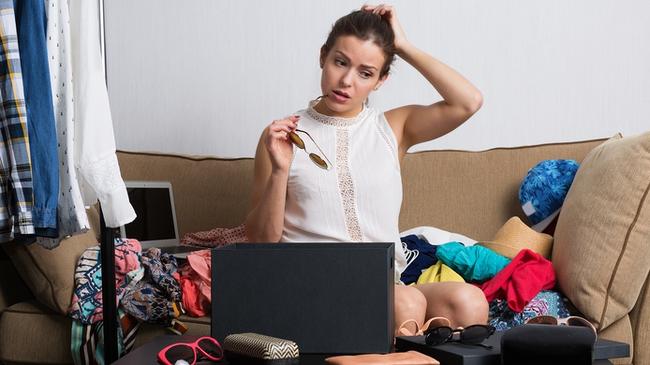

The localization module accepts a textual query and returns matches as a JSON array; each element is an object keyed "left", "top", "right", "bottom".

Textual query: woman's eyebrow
[{"left": 334, "top": 51, "right": 378, "bottom": 71}]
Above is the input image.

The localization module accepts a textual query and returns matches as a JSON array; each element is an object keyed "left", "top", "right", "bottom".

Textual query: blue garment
[
  {"left": 14, "top": 0, "right": 59, "bottom": 238},
  {"left": 436, "top": 242, "right": 511, "bottom": 283},
  {"left": 399, "top": 235, "right": 438, "bottom": 285}
]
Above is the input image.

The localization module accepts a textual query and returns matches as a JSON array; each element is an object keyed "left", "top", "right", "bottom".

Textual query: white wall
[{"left": 104, "top": 0, "right": 650, "bottom": 158}]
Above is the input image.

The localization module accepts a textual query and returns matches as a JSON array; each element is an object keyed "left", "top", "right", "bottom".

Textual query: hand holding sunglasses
[
  {"left": 157, "top": 336, "right": 223, "bottom": 365},
  {"left": 424, "top": 324, "right": 495, "bottom": 349}
]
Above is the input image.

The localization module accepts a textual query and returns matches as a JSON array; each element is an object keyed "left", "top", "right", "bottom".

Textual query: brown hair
[{"left": 320, "top": 10, "right": 396, "bottom": 78}]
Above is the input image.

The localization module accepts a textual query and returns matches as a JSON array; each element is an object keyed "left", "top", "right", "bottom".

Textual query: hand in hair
[{"left": 361, "top": 4, "right": 409, "bottom": 53}]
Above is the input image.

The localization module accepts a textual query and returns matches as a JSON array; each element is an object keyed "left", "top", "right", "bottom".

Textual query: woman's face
[{"left": 318, "top": 35, "right": 387, "bottom": 117}]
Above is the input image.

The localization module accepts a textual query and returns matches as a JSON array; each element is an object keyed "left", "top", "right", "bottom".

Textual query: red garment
[
  {"left": 179, "top": 249, "right": 212, "bottom": 317},
  {"left": 178, "top": 224, "right": 247, "bottom": 316},
  {"left": 479, "top": 249, "right": 555, "bottom": 312}
]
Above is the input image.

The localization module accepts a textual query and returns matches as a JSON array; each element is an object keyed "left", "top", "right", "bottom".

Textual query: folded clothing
[
  {"left": 400, "top": 235, "right": 439, "bottom": 285},
  {"left": 415, "top": 261, "right": 465, "bottom": 284},
  {"left": 480, "top": 249, "right": 555, "bottom": 312},
  {"left": 436, "top": 242, "right": 511, "bottom": 282},
  {"left": 179, "top": 249, "right": 212, "bottom": 317}
]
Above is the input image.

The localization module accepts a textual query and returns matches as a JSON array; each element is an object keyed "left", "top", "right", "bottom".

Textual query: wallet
[
  {"left": 222, "top": 332, "right": 299, "bottom": 365},
  {"left": 325, "top": 351, "right": 439, "bottom": 365}
]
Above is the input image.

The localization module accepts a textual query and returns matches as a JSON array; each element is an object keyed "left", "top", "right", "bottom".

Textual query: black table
[
  {"left": 112, "top": 335, "right": 330, "bottom": 365},
  {"left": 395, "top": 330, "right": 630, "bottom": 365},
  {"left": 113, "top": 332, "right": 630, "bottom": 365}
]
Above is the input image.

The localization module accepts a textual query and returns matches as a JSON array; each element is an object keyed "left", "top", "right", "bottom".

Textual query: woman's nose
[{"left": 339, "top": 71, "right": 353, "bottom": 87}]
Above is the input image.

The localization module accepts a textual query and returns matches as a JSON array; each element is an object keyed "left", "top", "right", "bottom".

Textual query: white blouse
[
  {"left": 69, "top": 0, "right": 135, "bottom": 228},
  {"left": 282, "top": 101, "right": 407, "bottom": 282},
  {"left": 39, "top": 0, "right": 90, "bottom": 245}
]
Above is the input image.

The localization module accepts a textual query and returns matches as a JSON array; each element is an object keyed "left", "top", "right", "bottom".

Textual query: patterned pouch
[{"left": 223, "top": 333, "right": 299, "bottom": 364}]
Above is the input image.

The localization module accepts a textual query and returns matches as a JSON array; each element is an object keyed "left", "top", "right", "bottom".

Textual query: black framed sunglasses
[
  {"left": 288, "top": 129, "right": 332, "bottom": 170},
  {"left": 424, "top": 324, "right": 495, "bottom": 349}
]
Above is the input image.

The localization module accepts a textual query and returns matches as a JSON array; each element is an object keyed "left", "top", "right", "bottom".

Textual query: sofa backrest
[
  {"left": 117, "top": 137, "right": 606, "bottom": 240},
  {"left": 117, "top": 151, "right": 255, "bottom": 236},
  {"left": 399, "top": 138, "right": 607, "bottom": 240}
]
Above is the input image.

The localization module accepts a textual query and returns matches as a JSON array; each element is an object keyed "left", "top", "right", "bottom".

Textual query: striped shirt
[{"left": 0, "top": 1, "right": 35, "bottom": 242}]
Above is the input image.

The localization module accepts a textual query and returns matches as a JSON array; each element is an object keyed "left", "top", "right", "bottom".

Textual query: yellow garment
[{"left": 415, "top": 261, "right": 465, "bottom": 284}]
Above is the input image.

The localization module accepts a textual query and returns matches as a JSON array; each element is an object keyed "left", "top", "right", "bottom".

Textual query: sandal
[
  {"left": 396, "top": 319, "right": 420, "bottom": 337},
  {"left": 396, "top": 317, "right": 452, "bottom": 337},
  {"left": 419, "top": 316, "right": 451, "bottom": 335}
]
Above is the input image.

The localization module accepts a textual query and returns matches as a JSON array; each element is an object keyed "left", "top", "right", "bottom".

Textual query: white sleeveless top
[{"left": 282, "top": 101, "right": 407, "bottom": 282}]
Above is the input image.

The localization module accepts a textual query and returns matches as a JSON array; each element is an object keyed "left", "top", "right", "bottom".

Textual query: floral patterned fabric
[
  {"left": 519, "top": 159, "right": 579, "bottom": 231},
  {"left": 488, "top": 290, "right": 571, "bottom": 331}
]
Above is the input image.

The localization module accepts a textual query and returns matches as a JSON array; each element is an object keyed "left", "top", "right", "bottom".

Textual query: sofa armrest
[{"left": 630, "top": 274, "right": 650, "bottom": 365}]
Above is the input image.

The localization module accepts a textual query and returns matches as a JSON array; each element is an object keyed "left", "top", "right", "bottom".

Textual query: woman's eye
[
  {"left": 335, "top": 59, "right": 346, "bottom": 66},
  {"left": 360, "top": 72, "right": 373, "bottom": 79}
]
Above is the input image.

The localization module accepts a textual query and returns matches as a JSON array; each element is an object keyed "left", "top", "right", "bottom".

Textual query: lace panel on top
[
  {"left": 335, "top": 128, "right": 363, "bottom": 241},
  {"left": 306, "top": 99, "right": 368, "bottom": 127}
]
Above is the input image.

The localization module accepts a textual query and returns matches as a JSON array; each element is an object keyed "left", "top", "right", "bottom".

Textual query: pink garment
[
  {"left": 180, "top": 224, "right": 247, "bottom": 248},
  {"left": 479, "top": 249, "right": 556, "bottom": 312},
  {"left": 179, "top": 249, "right": 212, "bottom": 317},
  {"left": 178, "top": 224, "right": 248, "bottom": 316}
]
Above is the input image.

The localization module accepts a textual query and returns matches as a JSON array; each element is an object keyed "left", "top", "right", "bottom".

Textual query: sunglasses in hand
[
  {"left": 157, "top": 336, "right": 223, "bottom": 365},
  {"left": 424, "top": 324, "right": 495, "bottom": 349},
  {"left": 289, "top": 129, "right": 332, "bottom": 170}
]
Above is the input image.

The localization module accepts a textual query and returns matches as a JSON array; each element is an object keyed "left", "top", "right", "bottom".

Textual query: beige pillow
[
  {"left": 553, "top": 132, "right": 650, "bottom": 330},
  {"left": 3, "top": 207, "right": 101, "bottom": 314},
  {"left": 3, "top": 230, "right": 98, "bottom": 314}
]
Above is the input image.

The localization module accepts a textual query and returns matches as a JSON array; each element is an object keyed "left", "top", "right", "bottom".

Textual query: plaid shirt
[{"left": 0, "top": 2, "right": 34, "bottom": 242}]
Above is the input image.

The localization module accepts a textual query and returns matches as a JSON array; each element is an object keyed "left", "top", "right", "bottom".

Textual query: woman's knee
[
  {"left": 448, "top": 284, "right": 489, "bottom": 323},
  {"left": 395, "top": 285, "right": 427, "bottom": 318}
]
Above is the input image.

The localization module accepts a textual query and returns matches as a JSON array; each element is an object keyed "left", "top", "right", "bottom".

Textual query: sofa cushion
[
  {"left": 0, "top": 301, "right": 73, "bottom": 364},
  {"left": 553, "top": 132, "right": 650, "bottom": 331},
  {"left": 3, "top": 228, "right": 99, "bottom": 315}
]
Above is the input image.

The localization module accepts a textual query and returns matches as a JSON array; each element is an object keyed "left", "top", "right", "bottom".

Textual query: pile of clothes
[{"left": 399, "top": 159, "right": 580, "bottom": 331}]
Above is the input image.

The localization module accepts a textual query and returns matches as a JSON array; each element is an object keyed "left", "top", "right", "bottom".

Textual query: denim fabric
[{"left": 14, "top": 0, "right": 59, "bottom": 237}]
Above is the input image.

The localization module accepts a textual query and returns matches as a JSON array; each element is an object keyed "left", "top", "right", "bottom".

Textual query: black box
[
  {"left": 395, "top": 329, "right": 629, "bottom": 365},
  {"left": 212, "top": 242, "right": 395, "bottom": 354}
]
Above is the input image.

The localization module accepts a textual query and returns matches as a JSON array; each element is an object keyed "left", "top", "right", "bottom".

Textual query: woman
[{"left": 245, "top": 4, "right": 488, "bottom": 335}]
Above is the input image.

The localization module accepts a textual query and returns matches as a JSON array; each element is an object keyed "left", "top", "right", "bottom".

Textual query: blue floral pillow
[{"left": 519, "top": 159, "right": 579, "bottom": 231}]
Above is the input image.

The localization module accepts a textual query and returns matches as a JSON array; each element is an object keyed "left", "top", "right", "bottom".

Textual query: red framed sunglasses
[{"left": 157, "top": 336, "right": 223, "bottom": 365}]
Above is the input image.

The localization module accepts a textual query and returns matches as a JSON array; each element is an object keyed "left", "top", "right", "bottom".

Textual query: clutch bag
[{"left": 223, "top": 332, "right": 300, "bottom": 365}]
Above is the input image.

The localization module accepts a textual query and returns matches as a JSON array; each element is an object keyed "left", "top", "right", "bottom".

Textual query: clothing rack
[
  {"left": 98, "top": 1, "right": 120, "bottom": 363},
  {"left": 99, "top": 205, "right": 118, "bottom": 364}
]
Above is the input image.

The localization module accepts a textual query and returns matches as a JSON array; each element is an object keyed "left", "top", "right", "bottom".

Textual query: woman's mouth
[{"left": 331, "top": 90, "right": 350, "bottom": 103}]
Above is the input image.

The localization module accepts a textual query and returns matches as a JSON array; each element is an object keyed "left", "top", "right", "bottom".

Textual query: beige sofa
[{"left": 1, "top": 135, "right": 648, "bottom": 365}]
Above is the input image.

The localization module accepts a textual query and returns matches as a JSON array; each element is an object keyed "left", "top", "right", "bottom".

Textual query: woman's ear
[{"left": 374, "top": 74, "right": 389, "bottom": 91}]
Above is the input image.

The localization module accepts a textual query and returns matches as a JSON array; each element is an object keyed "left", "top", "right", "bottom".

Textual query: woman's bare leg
[
  {"left": 394, "top": 284, "right": 427, "bottom": 335},
  {"left": 413, "top": 282, "right": 488, "bottom": 328}
]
